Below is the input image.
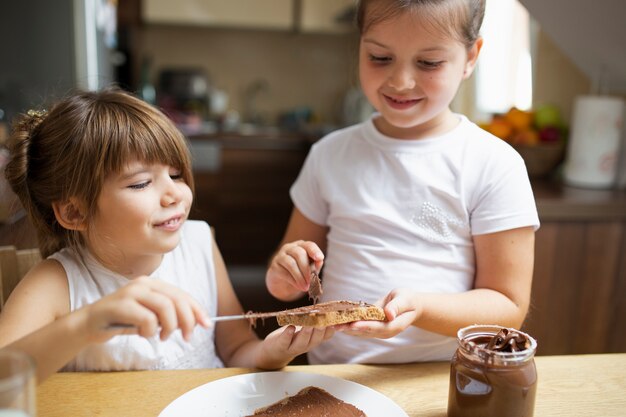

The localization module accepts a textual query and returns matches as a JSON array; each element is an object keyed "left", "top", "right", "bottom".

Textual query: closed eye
[
  {"left": 128, "top": 181, "right": 150, "bottom": 190},
  {"left": 418, "top": 60, "right": 444, "bottom": 70},
  {"left": 369, "top": 54, "right": 392, "bottom": 64}
]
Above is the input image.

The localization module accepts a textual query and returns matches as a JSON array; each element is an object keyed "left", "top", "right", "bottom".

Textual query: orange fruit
[
  {"left": 505, "top": 107, "right": 534, "bottom": 131},
  {"left": 487, "top": 118, "right": 514, "bottom": 141}
]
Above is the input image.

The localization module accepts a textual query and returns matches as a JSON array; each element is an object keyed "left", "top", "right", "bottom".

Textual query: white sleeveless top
[{"left": 49, "top": 220, "right": 224, "bottom": 371}]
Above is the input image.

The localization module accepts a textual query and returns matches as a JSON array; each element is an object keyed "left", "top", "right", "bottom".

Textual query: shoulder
[
  {"left": 461, "top": 119, "right": 522, "bottom": 159},
  {"left": 305, "top": 123, "right": 367, "bottom": 173},
  {"left": 455, "top": 118, "right": 526, "bottom": 175},
  {"left": 4, "top": 258, "right": 69, "bottom": 320},
  {"left": 18, "top": 258, "right": 68, "bottom": 296},
  {"left": 310, "top": 123, "right": 364, "bottom": 152}
]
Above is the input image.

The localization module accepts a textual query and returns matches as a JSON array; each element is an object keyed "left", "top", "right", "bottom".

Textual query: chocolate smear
[{"left": 308, "top": 262, "right": 323, "bottom": 304}]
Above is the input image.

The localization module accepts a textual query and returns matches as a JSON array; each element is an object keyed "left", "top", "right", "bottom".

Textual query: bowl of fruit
[{"left": 481, "top": 104, "right": 567, "bottom": 178}]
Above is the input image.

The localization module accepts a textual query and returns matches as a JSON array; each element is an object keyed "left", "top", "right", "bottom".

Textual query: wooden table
[{"left": 37, "top": 353, "right": 626, "bottom": 416}]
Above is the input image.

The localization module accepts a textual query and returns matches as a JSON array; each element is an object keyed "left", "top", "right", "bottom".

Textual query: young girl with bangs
[
  {"left": 266, "top": 0, "right": 539, "bottom": 364},
  {"left": 0, "top": 88, "right": 333, "bottom": 381}
]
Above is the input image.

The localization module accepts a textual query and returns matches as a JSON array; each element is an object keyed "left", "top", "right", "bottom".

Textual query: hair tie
[
  {"left": 18, "top": 109, "right": 48, "bottom": 135},
  {"left": 26, "top": 109, "right": 47, "bottom": 118}
]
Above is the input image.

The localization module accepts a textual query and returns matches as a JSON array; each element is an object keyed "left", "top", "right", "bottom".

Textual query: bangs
[{"left": 89, "top": 98, "right": 194, "bottom": 191}]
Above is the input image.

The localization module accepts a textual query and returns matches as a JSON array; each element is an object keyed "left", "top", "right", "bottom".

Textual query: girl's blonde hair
[
  {"left": 5, "top": 88, "right": 194, "bottom": 257},
  {"left": 356, "top": 0, "right": 486, "bottom": 49}
]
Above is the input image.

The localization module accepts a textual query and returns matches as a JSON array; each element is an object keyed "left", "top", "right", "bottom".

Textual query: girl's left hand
[
  {"left": 333, "top": 288, "right": 421, "bottom": 339},
  {"left": 259, "top": 325, "right": 334, "bottom": 367}
]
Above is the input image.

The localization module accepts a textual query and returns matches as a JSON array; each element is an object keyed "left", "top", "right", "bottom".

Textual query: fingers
[
  {"left": 288, "top": 326, "right": 315, "bottom": 352},
  {"left": 271, "top": 241, "right": 324, "bottom": 292},
  {"left": 99, "top": 278, "right": 209, "bottom": 342},
  {"left": 335, "top": 320, "right": 390, "bottom": 337},
  {"left": 281, "top": 325, "right": 335, "bottom": 354},
  {"left": 335, "top": 290, "right": 420, "bottom": 339}
]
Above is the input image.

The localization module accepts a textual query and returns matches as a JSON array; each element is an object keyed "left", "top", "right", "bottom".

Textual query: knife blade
[
  {"left": 210, "top": 311, "right": 305, "bottom": 322},
  {"left": 105, "top": 310, "right": 315, "bottom": 330}
]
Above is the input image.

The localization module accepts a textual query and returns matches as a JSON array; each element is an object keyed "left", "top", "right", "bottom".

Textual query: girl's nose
[
  {"left": 161, "top": 179, "right": 184, "bottom": 206},
  {"left": 387, "top": 65, "right": 416, "bottom": 91}
]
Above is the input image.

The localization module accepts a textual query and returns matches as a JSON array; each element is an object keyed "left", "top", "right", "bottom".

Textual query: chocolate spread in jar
[{"left": 447, "top": 325, "right": 538, "bottom": 417}]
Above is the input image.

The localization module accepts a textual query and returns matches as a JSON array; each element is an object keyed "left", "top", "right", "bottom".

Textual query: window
[{"left": 454, "top": 0, "right": 535, "bottom": 121}]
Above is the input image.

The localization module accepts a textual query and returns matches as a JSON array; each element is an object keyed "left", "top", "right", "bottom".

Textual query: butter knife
[{"left": 106, "top": 310, "right": 313, "bottom": 330}]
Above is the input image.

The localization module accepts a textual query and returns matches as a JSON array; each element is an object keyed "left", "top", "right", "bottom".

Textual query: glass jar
[{"left": 447, "top": 325, "right": 538, "bottom": 417}]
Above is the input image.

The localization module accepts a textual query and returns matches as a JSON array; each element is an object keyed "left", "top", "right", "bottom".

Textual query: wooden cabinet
[
  {"left": 300, "top": 0, "right": 355, "bottom": 33},
  {"left": 521, "top": 182, "right": 626, "bottom": 355},
  {"left": 189, "top": 136, "right": 309, "bottom": 265},
  {"left": 143, "top": 0, "right": 357, "bottom": 33},
  {"left": 143, "top": 0, "right": 294, "bottom": 30}
]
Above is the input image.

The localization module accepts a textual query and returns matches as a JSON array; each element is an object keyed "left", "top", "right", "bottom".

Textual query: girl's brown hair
[
  {"left": 4, "top": 88, "right": 194, "bottom": 257},
  {"left": 356, "top": 0, "right": 486, "bottom": 49}
]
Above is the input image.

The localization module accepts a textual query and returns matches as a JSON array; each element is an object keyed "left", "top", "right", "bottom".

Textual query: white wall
[{"left": 520, "top": 0, "right": 626, "bottom": 94}]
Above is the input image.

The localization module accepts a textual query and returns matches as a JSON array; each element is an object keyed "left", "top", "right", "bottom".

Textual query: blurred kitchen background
[{"left": 1, "top": 0, "right": 625, "bottom": 352}]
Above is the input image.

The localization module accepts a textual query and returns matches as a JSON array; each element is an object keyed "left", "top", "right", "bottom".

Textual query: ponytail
[{"left": 5, "top": 109, "right": 68, "bottom": 257}]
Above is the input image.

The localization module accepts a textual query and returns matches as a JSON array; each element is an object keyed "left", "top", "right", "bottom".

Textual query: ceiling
[{"left": 520, "top": 0, "right": 626, "bottom": 95}]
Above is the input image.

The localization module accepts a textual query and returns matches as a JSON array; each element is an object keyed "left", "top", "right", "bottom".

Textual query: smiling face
[
  {"left": 359, "top": 6, "right": 481, "bottom": 139},
  {"left": 85, "top": 160, "right": 193, "bottom": 275}
]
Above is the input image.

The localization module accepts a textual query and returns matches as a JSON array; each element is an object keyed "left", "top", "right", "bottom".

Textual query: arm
[
  {"left": 0, "top": 260, "right": 210, "bottom": 382},
  {"left": 336, "top": 226, "right": 535, "bottom": 338},
  {"left": 265, "top": 208, "right": 329, "bottom": 301},
  {"left": 0, "top": 259, "right": 75, "bottom": 381},
  {"left": 212, "top": 234, "right": 333, "bottom": 369}
]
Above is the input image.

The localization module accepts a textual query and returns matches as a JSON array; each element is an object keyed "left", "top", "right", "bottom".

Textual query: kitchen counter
[
  {"left": 181, "top": 121, "right": 326, "bottom": 151},
  {"left": 187, "top": 131, "right": 312, "bottom": 151},
  {"left": 532, "top": 179, "right": 626, "bottom": 221}
]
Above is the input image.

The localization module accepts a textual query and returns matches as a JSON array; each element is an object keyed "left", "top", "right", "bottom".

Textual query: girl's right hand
[
  {"left": 266, "top": 240, "right": 324, "bottom": 300},
  {"left": 78, "top": 277, "right": 211, "bottom": 344}
]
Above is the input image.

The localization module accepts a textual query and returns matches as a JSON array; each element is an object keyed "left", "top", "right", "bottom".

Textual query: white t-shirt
[
  {"left": 291, "top": 114, "right": 540, "bottom": 364},
  {"left": 50, "top": 220, "right": 224, "bottom": 371}
]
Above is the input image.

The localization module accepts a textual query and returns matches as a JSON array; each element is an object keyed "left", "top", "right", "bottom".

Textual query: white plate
[{"left": 158, "top": 371, "right": 408, "bottom": 416}]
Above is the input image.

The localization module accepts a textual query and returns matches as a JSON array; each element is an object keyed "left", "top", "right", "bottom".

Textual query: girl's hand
[
  {"left": 78, "top": 277, "right": 211, "bottom": 344},
  {"left": 257, "top": 325, "right": 334, "bottom": 368},
  {"left": 333, "top": 288, "right": 421, "bottom": 339},
  {"left": 266, "top": 240, "right": 324, "bottom": 299}
]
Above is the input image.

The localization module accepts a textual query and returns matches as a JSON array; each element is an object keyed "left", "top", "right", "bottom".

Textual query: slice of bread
[{"left": 276, "top": 300, "right": 386, "bottom": 327}]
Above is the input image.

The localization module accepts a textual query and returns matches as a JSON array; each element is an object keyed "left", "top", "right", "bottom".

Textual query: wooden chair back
[{"left": 0, "top": 245, "right": 41, "bottom": 311}]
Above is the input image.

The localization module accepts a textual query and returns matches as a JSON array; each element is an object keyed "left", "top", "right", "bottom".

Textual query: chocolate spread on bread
[
  {"left": 247, "top": 386, "right": 366, "bottom": 417},
  {"left": 275, "top": 301, "right": 386, "bottom": 327}
]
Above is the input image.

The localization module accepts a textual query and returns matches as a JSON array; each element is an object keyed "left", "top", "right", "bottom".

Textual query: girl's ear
[
  {"left": 52, "top": 198, "right": 87, "bottom": 231},
  {"left": 463, "top": 37, "right": 483, "bottom": 79}
]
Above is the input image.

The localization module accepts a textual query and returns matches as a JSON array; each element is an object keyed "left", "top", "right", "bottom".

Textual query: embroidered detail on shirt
[{"left": 410, "top": 201, "right": 464, "bottom": 242}]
